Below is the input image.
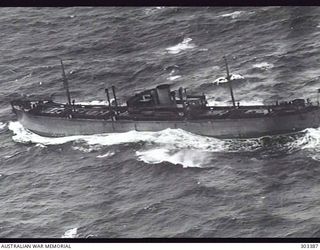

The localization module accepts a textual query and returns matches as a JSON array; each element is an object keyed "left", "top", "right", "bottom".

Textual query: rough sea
[{"left": 1, "top": 7, "right": 320, "bottom": 238}]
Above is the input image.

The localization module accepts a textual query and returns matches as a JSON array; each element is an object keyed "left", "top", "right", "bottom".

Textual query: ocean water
[{"left": 1, "top": 6, "right": 320, "bottom": 238}]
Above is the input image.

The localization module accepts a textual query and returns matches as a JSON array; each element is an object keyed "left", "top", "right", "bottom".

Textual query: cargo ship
[{"left": 10, "top": 58, "right": 320, "bottom": 139}]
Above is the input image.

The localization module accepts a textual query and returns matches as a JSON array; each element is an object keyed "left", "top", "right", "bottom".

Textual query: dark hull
[{"left": 14, "top": 108, "right": 320, "bottom": 139}]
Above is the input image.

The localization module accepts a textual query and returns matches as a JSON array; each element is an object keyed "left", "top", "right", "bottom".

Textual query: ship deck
[{"left": 11, "top": 99, "right": 319, "bottom": 121}]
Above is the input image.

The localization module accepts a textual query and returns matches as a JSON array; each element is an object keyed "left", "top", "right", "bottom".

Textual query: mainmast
[
  {"left": 60, "top": 59, "right": 72, "bottom": 106},
  {"left": 223, "top": 56, "right": 236, "bottom": 107}
]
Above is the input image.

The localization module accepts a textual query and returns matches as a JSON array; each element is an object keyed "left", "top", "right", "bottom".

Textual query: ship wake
[{"left": 7, "top": 121, "right": 320, "bottom": 167}]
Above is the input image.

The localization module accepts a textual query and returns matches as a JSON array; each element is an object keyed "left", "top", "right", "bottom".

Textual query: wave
[
  {"left": 8, "top": 121, "right": 89, "bottom": 146},
  {"left": 0, "top": 122, "right": 7, "bottom": 133},
  {"left": 219, "top": 10, "right": 254, "bottom": 19},
  {"left": 166, "top": 68, "right": 181, "bottom": 81},
  {"left": 294, "top": 127, "right": 320, "bottom": 151},
  {"left": 253, "top": 62, "right": 274, "bottom": 70},
  {"left": 0, "top": 122, "right": 7, "bottom": 129},
  {"left": 144, "top": 7, "right": 165, "bottom": 16},
  {"left": 212, "top": 73, "right": 244, "bottom": 85},
  {"left": 136, "top": 148, "right": 211, "bottom": 168},
  {"left": 167, "top": 75, "right": 181, "bottom": 81},
  {"left": 166, "top": 38, "right": 196, "bottom": 55},
  {"left": 96, "top": 151, "right": 115, "bottom": 158},
  {"left": 61, "top": 228, "right": 78, "bottom": 238},
  {"left": 219, "top": 11, "right": 244, "bottom": 19}
]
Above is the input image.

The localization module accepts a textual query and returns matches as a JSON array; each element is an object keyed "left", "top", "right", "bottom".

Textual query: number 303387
[{"left": 301, "top": 244, "right": 318, "bottom": 248}]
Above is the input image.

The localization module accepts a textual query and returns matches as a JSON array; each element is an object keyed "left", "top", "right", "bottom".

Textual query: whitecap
[
  {"left": 61, "top": 228, "right": 78, "bottom": 238},
  {"left": 213, "top": 77, "right": 228, "bottom": 85},
  {"left": 0, "top": 122, "right": 7, "bottom": 132},
  {"left": 212, "top": 73, "right": 244, "bottom": 85},
  {"left": 144, "top": 7, "right": 165, "bottom": 16},
  {"left": 294, "top": 127, "right": 320, "bottom": 150},
  {"left": 3, "top": 152, "right": 20, "bottom": 159},
  {"left": 220, "top": 11, "right": 244, "bottom": 19},
  {"left": 97, "top": 151, "right": 115, "bottom": 158},
  {"left": 72, "top": 145, "right": 98, "bottom": 153},
  {"left": 136, "top": 148, "right": 211, "bottom": 168},
  {"left": 253, "top": 62, "right": 274, "bottom": 70},
  {"left": 166, "top": 38, "right": 196, "bottom": 55},
  {"left": 167, "top": 75, "right": 181, "bottom": 81}
]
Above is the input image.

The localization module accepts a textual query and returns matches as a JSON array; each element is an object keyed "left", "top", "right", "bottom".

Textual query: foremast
[{"left": 223, "top": 56, "right": 236, "bottom": 107}]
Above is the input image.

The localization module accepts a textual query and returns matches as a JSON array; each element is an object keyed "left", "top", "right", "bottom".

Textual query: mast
[
  {"left": 60, "top": 59, "right": 72, "bottom": 106},
  {"left": 223, "top": 56, "right": 236, "bottom": 107},
  {"left": 105, "top": 88, "right": 111, "bottom": 106},
  {"left": 112, "top": 85, "right": 118, "bottom": 108}
]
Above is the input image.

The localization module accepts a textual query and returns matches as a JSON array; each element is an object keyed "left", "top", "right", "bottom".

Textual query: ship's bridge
[
  {"left": 127, "top": 84, "right": 177, "bottom": 108},
  {"left": 126, "top": 84, "right": 207, "bottom": 113}
]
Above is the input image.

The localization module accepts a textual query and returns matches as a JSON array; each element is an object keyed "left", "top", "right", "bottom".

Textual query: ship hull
[{"left": 14, "top": 108, "right": 320, "bottom": 138}]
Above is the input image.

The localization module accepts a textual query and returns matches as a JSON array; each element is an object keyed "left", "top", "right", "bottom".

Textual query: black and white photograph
[{"left": 1, "top": 6, "right": 320, "bottom": 239}]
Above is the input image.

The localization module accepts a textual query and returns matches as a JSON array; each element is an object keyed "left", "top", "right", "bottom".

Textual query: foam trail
[
  {"left": 8, "top": 121, "right": 229, "bottom": 168},
  {"left": 8, "top": 121, "right": 224, "bottom": 148},
  {"left": 61, "top": 228, "right": 78, "bottom": 238},
  {"left": 8, "top": 121, "right": 89, "bottom": 146},
  {"left": 166, "top": 38, "right": 196, "bottom": 54},
  {"left": 9, "top": 120, "right": 308, "bottom": 168},
  {"left": 8, "top": 121, "right": 287, "bottom": 153}
]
